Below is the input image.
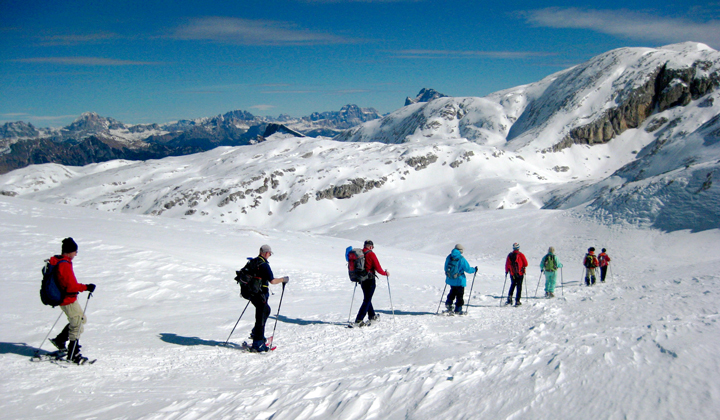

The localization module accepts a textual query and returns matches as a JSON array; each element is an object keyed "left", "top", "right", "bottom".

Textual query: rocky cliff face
[{"left": 552, "top": 59, "right": 720, "bottom": 151}]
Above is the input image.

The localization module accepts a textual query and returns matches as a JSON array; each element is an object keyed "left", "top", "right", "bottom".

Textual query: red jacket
[
  {"left": 363, "top": 248, "right": 387, "bottom": 277},
  {"left": 505, "top": 250, "right": 528, "bottom": 276},
  {"left": 49, "top": 255, "right": 87, "bottom": 306},
  {"left": 598, "top": 252, "right": 611, "bottom": 267}
]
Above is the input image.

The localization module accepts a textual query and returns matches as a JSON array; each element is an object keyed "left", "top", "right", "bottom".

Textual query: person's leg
[
  {"left": 62, "top": 302, "right": 87, "bottom": 361},
  {"left": 250, "top": 294, "right": 268, "bottom": 342},
  {"left": 508, "top": 278, "right": 517, "bottom": 303},
  {"left": 514, "top": 275, "right": 524, "bottom": 303},
  {"left": 356, "top": 278, "right": 376, "bottom": 322},
  {"left": 446, "top": 286, "right": 458, "bottom": 309},
  {"left": 547, "top": 272, "right": 556, "bottom": 294},
  {"left": 61, "top": 301, "right": 86, "bottom": 342},
  {"left": 454, "top": 286, "right": 465, "bottom": 312}
]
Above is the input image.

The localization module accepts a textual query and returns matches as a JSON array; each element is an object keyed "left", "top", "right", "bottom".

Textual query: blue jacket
[{"left": 444, "top": 249, "right": 476, "bottom": 287}]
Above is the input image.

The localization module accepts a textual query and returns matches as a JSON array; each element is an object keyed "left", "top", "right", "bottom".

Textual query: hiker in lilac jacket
[{"left": 444, "top": 244, "right": 477, "bottom": 314}]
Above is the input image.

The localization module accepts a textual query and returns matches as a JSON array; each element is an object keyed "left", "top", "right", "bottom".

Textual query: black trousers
[
  {"left": 600, "top": 266, "right": 608, "bottom": 282},
  {"left": 508, "top": 274, "right": 524, "bottom": 302},
  {"left": 250, "top": 292, "right": 270, "bottom": 341},
  {"left": 355, "top": 277, "right": 376, "bottom": 322},
  {"left": 446, "top": 285, "right": 465, "bottom": 309}
]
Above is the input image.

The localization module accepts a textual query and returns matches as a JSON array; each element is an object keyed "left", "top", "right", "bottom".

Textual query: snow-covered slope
[
  {"left": 1, "top": 196, "right": 719, "bottom": 419},
  {"left": 0, "top": 132, "right": 647, "bottom": 231}
]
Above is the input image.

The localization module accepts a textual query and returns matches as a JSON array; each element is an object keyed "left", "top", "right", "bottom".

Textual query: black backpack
[
  {"left": 235, "top": 257, "right": 266, "bottom": 300},
  {"left": 40, "top": 258, "right": 67, "bottom": 307},
  {"left": 508, "top": 252, "right": 521, "bottom": 275},
  {"left": 346, "top": 247, "right": 370, "bottom": 283}
]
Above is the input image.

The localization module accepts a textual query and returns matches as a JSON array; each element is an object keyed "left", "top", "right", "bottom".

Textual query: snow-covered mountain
[{"left": 0, "top": 43, "right": 718, "bottom": 233}]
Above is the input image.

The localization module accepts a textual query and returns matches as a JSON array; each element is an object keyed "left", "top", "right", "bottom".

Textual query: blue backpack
[{"left": 40, "top": 258, "right": 66, "bottom": 307}]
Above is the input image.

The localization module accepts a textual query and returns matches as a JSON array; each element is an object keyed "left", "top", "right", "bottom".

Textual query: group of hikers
[
  {"left": 40, "top": 237, "right": 612, "bottom": 359},
  {"left": 498, "top": 243, "right": 611, "bottom": 307}
]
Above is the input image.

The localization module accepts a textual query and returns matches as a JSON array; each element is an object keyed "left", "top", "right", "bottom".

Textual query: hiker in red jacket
[
  {"left": 505, "top": 243, "right": 528, "bottom": 306},
  {"left": 353, "top": 240, "right": 388, "bottom": 327},
  {"left": 49, "top": 238, "right": 96, "bottom": 363},
  {"left": 598, "top": 248, "right": 611, "bottom": 282}
]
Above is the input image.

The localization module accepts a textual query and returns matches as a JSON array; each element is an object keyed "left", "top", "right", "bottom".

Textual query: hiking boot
[
  {"left": 515, "top": 301, "right": 522, "bottom": 307},
  {"left": 549, "top": 292, "right": 555, "bottom": 298},
  {"left": 445, "top": 303, "right": 454, "bottom": 312},
  {"left": 67, "top": 340, "right": 86, "bottom": 363},
  {"left": 370, "top": 314, "right": 380, "bottom": 321},
  {"left": 505, "top": 299, "right": 512, "bottom": 306},
  {"left": 353, "top": 320, "right": 367, "bottom": 328},
  {"left": 251, "top": 340, "right": 269, "bottom": 352},
  {"left": 454, "top": 305, "right": 463, "bottom": 314},
  {"left": 544, "top": 292, "right": 549, "bottom": 298},
  {"left": 49, "top": 337, "right": 67, "bottom": 352}
]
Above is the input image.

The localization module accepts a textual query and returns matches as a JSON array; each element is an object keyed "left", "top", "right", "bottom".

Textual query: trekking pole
[
  {"left": 464, "top": 271, "right": 478, "bottom": 315},
  {"left": 499, "top": 273, "right": 508, "bottom": 306},
  {"left": 580, "top": 267, "right": 585, "bottom": 286},
  {"left": 535, "top": 270, "right": 544, "bottom": 297},
  {"left": 436, "top": 284, "right": 448, "bottom": 314},
  {"left": 524, "top": 273, "right": 529, "bottom": 303},
  {"left": 267, "top": 282, "right": 286, "bottom": 348},
  {"left": 34, "top": 312, "right": 64, "bottom": 357},
  {"left": 560, "top": 267, "right": 565, "bottom": 296},
  {"left": 224, "top": 300, "right": 251, "bottom": 345},
  {"left": 347, "top": 282, "right": 358, "bottom": 323},
  {"left": 609, "top": 265, "right": 614, "bottom": 282},
  {"left": 386, "top": 275, "right": 395, "bottom": 323}
]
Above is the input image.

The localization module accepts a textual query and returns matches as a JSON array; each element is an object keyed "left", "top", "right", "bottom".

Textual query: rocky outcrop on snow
[
  {"left": 262, "top": 123, "right": 305, "bottom": 138},
  {"left": 405, "top": 88, "right": 448, "bottom": 106}
]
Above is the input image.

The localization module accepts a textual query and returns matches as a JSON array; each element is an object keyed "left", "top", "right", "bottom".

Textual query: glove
[
  {"left": 86, "top": 283, "right": 96, "bottom": 293},
  {"left": 385, "top": 270, "right": 389, "bottom": 277},
  {"left": 282, "top": 276, "right": 290, "bottom": 283},
  {"left": 474, "top": 266, "right": 478, "bottom": 272}
]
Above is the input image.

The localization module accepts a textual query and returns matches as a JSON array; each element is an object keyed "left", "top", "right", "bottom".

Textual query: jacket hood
[{"left": 450, "top": 248, "right": 462, "bottom": 259}]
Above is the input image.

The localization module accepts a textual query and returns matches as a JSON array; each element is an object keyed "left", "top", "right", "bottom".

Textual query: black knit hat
[
  {"left": 364, "top": 240, "right": 374, "bottom": 247},
  {"left": 62, "top": 237, "right": 78, "bottom": 254}
]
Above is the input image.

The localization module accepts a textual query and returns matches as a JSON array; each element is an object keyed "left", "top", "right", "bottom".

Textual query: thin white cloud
[
  {"left": 38, "top": 33, "right": 122, "bottom": 46},
  {"left": 392, "top": 49, "right": 556, "bottom": 59},
  {"left": 170, "top": 17, "right": 353, "bottom": 46},
  {"left": 520, "top": 8, "right": 720, "bottom": 47},
  {"left": 12, "top": 57, "right": 162, "bottom": 66},
  {"left": 250, "top": 105, "right": 276, "bottom": 111},
  {"left": 303, "top": 0, "right": 421, "bottom": 2}
]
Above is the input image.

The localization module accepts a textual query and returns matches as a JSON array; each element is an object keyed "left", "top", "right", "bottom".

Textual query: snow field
[{"left": 1, "top": 196, "right": 719, "bottom": 419}]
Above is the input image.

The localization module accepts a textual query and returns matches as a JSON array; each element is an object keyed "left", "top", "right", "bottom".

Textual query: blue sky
[{"left": 2, "top": 0, "right": 719, "bottom": 127}]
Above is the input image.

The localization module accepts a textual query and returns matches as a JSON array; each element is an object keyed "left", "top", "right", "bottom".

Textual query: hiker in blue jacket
[{"left": 444, "top": 244, "right": 477, "bottom": 314}]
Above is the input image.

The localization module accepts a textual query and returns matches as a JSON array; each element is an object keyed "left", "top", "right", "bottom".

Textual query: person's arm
[
  {"left": 270, "top": 276, "right": 289, "bottom": 285},
  {"left": 58, "top": 262, "right": 87, "bottom": 294},
  {"left": 368, "top": 252, "right": 387, "bottom": 276}
]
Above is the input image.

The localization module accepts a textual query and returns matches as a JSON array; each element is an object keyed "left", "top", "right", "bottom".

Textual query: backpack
[
  {"left": 235, "top": 257, "right": 266, "bottom": 300},
  {"left": 543, "top": 254, "right": 558, "bottom": 272},
  {"left": 445, "top": 255, "right": 461, "bottom": 279},
  {"left": 508, "top": 252, "right": 521, "bottom": 275},
  {"left": 346, "top": 247, "right": 369, "bottom": 283},
  {"left": 40, "top": 258, "right": 66, "bottom": 307},
  {"left": 584, "top": 254, "right": 599, "bottom": 269}
]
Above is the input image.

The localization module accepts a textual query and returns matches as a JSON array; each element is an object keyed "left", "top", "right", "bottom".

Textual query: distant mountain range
[{"left": 0, "top": 104, "right": 389, "bottom": 174}]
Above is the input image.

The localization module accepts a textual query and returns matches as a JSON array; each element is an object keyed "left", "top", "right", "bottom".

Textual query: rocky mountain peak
[{"left": 405, "top": 88, "right": 448, "bottom": 106}]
